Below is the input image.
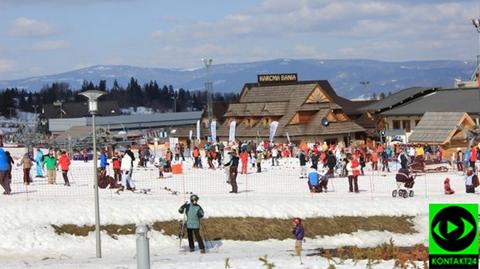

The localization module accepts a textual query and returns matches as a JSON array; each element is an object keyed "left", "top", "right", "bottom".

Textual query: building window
[
  {"left": 392, "top": 120, "right": 401, "bottom": 129},
  {"left": 402, "top": 120, "right": 411, "bottom": 132}
]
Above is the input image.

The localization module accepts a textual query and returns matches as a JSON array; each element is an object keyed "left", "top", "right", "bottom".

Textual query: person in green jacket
[
  {"left": 44, "top": 152, "right": 57, "bottom": 184},
  {"left": 178, "top": 194, "right": 205, "bottom": 253}
]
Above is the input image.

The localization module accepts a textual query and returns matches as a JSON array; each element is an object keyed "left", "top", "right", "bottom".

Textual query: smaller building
[
  {"left": 409, "top": 112, "right": 475, "bottom": 156},
  {"left": 361, "top": 87, "right": 480, "bottom": 142}
]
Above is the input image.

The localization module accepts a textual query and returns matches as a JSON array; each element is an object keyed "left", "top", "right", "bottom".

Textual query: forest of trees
[{"left": 0, "top": 78, "right": 239, "bottom": 118}]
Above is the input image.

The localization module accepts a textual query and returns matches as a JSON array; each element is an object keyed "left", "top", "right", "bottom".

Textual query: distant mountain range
[{"left": 0, "top": 59, "right": 476, "bottom": 99}]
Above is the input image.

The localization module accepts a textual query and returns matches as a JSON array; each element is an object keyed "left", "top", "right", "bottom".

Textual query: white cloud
[
  {"left": 0, "top": 59, "right": 16, "bottom": 73},
  {"left": 8, "top": 17, "right": 57, "bottom": 37},
  {"left": 150, "top": 0, "right": 478, "bottom": 61},
  {"left": 32, "top": 40, "right": 70, "bottom": 50}
]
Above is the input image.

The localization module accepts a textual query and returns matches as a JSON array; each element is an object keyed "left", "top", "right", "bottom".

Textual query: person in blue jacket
[
  {"left": 0, "top": 148, "right": 11, "bottom": 194},
  {"left": 34, "top": 148, "right": 44, "bottom": 177},
  {"left": 100, "top": 150, "right": 109, "bottom": 176}
]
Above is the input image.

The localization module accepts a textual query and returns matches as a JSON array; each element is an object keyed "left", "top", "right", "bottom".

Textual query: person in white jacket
[{"left": 119, "top": 151, "right": 135, "bottom": 192}]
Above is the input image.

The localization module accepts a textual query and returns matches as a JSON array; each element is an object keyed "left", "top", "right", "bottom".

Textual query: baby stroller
[{"left": 392, "top": 168, "right": 416, "bottom": 198}]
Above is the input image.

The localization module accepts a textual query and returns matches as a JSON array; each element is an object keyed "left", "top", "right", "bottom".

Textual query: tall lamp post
[
  {"left": 202, "top": 58, "right": 213, "bottom": 126},
  {"left": 79, "top": 90, "right": 105, "bottom": 259}
]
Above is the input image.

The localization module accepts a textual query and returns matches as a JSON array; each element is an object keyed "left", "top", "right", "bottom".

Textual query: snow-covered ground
[{"left": 1, "top": 148, "right": 477, "bottom": 268}]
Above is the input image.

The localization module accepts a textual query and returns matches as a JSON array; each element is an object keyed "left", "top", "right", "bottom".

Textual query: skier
[
  {"left": 256, "top": 150, "right": 263, "bottom": 173},
  {"left": 58, "top": 151, "right": 71, "bottom": 186},
  {"left": 291, "top": 217, "right": 305, "bottom": 259},
  {"left": 381, "top": 150, "right": 390, "bottom": 172},
  {"left": 0, "top": 148, "right": 11, "bottom": 195},
  {"left": 34, "top": 148, "right": 44, "bottom": 178},
  {"left": 178, "top": 194, "right": 206, "bottom": 253},
  {"left": 112, "top": 153, "right": 122, "bottom": 182}
]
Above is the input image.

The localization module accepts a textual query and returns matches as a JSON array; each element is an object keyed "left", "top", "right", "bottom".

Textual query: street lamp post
[
  {"left": 79, "top": 90, "right": 105, "bottom": 259},
  {"left": 202, "top": 58, "right": 213, "bottom": 126}
]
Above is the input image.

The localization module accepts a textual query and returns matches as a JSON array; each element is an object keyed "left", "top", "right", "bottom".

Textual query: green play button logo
[{"left": 429, "top": 204, "right": 479, "bottom": 269}]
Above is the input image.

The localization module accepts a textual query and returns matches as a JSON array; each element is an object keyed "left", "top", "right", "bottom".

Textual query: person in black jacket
[
  {"left": 326, "top": 151, "right": 336, "bottom": 177},
  {"left": 299, "top": 151, "right": 307, "bottom": 178},
  {"left": 310, "top": 153, "right": 319, "bottom": 170},
  {"left": 224, "top": 150, "right": 239, "bottom": 193}
]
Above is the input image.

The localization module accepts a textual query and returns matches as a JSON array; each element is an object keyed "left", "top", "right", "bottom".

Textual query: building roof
[
  {"left": 380, "top": 88, "right": 480, "bottom": 116},
  {"left": 408, "top": 112, "right": 475, "bottom": 144},
  {"left": 360, "top": 87, "right": 437, "bottom": 113},
  {"left": 43, "top": 101, "right": 120, "bottom": 119},
  {"left": 219, "top": 80, "right": 366, "bottom": 138},
  {"left": 49, "top": 111, "right": 202, "bottom": 133}
]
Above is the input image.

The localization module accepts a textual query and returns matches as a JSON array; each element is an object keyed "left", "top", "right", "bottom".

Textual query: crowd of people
[{"left": 0, "top": 140, "right": 479, "bottom": 195}]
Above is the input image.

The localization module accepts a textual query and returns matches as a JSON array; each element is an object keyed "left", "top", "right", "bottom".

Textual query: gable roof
[
  {"left": 380, "top": 88, "right": 480, "bottom": 116},
  {"left": 360, "top": 87, "right": 437, "bottom": 113},
  {"left": 408, "top": 112, "right": 475, "bottom": 144},
  {"left": 220, "top": 80, "right": 366, "bottom": 138}
]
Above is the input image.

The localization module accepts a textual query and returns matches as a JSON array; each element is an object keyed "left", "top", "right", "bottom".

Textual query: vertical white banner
[
  {"left": 189, "top": 130, "right": 193, "bottom": 141},
  {"left": 286, "top": 132, "right": 291, "bottom": 144},
  {"left": 269, "top": 121, "right": 279, "bottom": 143},
  {"left": 211, "top": 120, "right": 217, "bottom": 142},
  {"left": 228, "top": 120, "right": 236, "bottom": 143},
  {"left": 196, "top": 120, "right": 201, "bottom": 141}
]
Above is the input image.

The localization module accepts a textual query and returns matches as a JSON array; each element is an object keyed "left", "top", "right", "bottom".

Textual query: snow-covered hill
[{"left": 0, "top": 59, "right": 475, "bottom": 98}]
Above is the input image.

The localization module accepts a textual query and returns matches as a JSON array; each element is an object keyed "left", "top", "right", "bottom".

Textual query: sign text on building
[{"left": 257, "top": 73, "right": 298, "bottom": 84}]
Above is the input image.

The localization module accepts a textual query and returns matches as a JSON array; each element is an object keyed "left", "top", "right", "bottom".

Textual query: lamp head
[{"left": 79, "top": 90, "right": 105, "bottom": 114}]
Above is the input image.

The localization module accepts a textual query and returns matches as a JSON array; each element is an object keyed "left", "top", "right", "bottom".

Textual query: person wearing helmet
[
  {"left": 178, "top": 194, "right": 205, "bottom": 253},
  {"left": 291, "top": 217, "right": 304, "bottom": 258}
]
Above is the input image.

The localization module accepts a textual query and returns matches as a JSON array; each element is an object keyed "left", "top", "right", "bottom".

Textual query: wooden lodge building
[{"left": 217, "top": 74, "right": 376, "bottom": 145}]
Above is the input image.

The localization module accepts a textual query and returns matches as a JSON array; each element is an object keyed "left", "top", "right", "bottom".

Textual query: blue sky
[{"left": 0, "top": 0, "right": 479, "bottom": 79}]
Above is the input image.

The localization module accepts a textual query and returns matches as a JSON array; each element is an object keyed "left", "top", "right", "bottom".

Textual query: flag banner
[
  {"left": 189, "top": 130, "right": 193, "bottom": 141},
  {"left": 196, "top": 120, "right": 201, "bottom": 141},
  {"left": 229, "top": 120, "right": 236, "bottom": 142},
  {"left": 269, "top": 121, "right": 279, "bottom": 142},
  {"left": 211, "top": 120, "right": 217, "bottom": 142},
  {"left": 286, "top": 132, "right": 291, "bottom": 144}
]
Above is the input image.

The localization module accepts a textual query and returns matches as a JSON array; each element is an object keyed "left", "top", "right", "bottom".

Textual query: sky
[{"left": 0, "top": 0, "right": 479, "bottom": 80}]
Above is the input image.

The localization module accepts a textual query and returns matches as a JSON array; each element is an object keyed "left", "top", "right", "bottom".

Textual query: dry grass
[
  {"left": 52, "top": 216, "right": 415, "bottom": 241},
  {"left": 310, "top": 239, "right": 429, "bottom": 269}
]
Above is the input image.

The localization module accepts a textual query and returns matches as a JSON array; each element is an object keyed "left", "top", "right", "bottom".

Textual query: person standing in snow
[
  {"left": 18, "top": 152, "right": 33, "bottom": 185},
  {"left": 0, "top": 148, "right": 11, "bottom": 195},
  {"left": 299, "top": 150, "right": 307, "bottom": 178},
  {"left": 465, "top": 167, "right": 479, "bottom": 193},
  {"left": 119, "top": 151, "right": 135, "bottom": 192},
  {"left": 239, "top": 150, "right": 249, "bottom": 174},
  {"left": 34, "top": 148, "right": 44, "bottom": 178},
  {"left": 224, "top": 150, "right": 239, "bottom": 193},
  {"left": 44, "top": 151, "right": 57, "bottom": 184},
  {"left": 100, "top": 150, "right": 108, "bottom": 177},
  {"left": 346, "top": 154, "right": 360, "bottom": 193},
  {"left": 291, "top": 217, "right": 305, "bottom": 258},
  {"left": 178, "top": 194, "right": 206, "bottom": 253},
  {"left": 58, "top": 151, "right": 71, "bottom": 186}
]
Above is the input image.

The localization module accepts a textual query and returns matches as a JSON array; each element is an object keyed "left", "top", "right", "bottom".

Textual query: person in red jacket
[
  {"left": 239, "top": 150, "right": 249, "bottom": 174},
  {"left": 112, "top": 153, "right": 122, "bottom": 182},
  {"left": 469, "top": 145, "right": 477, "bottom": 171},
  {"left": 371, "top": 151, "right": 379, "bottom": 171},
  {"left": 58, "top": 151, "right": 71, "bottom": 186}
]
